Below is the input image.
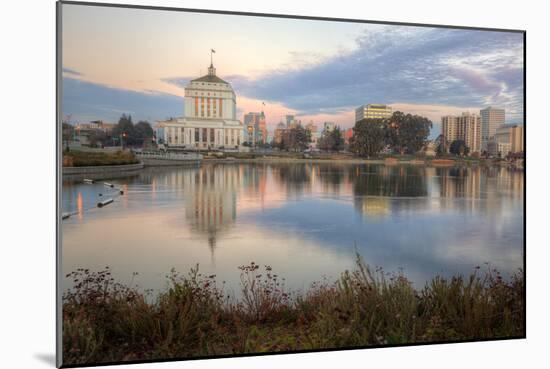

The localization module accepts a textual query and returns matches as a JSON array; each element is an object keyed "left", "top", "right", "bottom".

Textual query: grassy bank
[
  {"left": 62, "top": 256, "right": 524, "bottom": 366},
  {"left": 201, "top": 151, "right": 518, "bottom": 168},
  {"left": 64, "top": 150, "right": 139, "bottom": 167}
]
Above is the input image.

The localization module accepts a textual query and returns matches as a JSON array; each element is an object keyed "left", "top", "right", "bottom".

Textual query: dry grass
[
  {"left": 62, "top": 256, "right": 524, "bottom": 366},
  {"left": 64, "top": 150, "right": 138, "bottom": 167}
]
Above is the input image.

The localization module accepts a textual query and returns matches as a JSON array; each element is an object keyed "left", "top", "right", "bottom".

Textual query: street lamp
[{"left": 121, "top": 132, "right": 127, "bottom": 149}]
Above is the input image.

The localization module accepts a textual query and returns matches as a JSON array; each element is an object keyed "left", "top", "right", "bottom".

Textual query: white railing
[{"left": 134, "top": 151, "right": 203, "bottom": 161}]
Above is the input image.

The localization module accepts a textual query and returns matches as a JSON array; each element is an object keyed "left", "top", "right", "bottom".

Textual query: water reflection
[
  {"left": 183, "top": 165, "right": 239, "bottom": 261},
  {"left": 62, "top": 163, "right": 524, "bottom": 293}
]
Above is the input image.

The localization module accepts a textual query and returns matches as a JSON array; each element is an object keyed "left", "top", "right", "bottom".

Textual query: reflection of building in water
[
  {"left": 436, "top": 167, "right": 525, "bottom": 214},
  {"left": 492, "top": 167, "right": 524, "bottom": 201},
  {"left": 182, "top": 165, "right": 240, "bottom": 260},
  {"left": 355, "top": 197, "right": 390, "bottom": 218},
  {"left": 439, "top": 167, "right": 481, "bottom": 200}
]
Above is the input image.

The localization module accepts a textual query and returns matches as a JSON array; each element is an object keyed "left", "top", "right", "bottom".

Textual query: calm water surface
[{"left": 62, "top": 163, "right": 524, "bottom": 294}]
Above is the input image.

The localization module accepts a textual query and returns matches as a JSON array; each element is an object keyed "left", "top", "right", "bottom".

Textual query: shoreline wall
[{"left": 62, "top": 163, "right": 144, "bottom": 176}]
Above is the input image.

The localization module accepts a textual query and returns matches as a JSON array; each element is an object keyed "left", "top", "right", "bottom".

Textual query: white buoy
[
  {"left": 97, "top": 198, "right": 114, "bottom": 208},
  {"left": 83, "top": 179, "right": 94, "bottom": 184},
  {"left": 103, "top": 182, "right": 115, "bottom": 188},
  {"left": 62, "top": 212, "right": 71, "bottom": 219}
]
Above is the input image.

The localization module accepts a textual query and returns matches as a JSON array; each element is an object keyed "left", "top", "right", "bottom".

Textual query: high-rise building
[
  {"left": 441, "top": 115, "right": 460, "bottom": 142},
  {"left": 461, "top": 112, "right": 482, "bottom": 154},
  {"left": 480, "top": 107, "right": 505, "bottom": 150},
  {"left": 243, "top": 111, "right": 268, "bottom": 145},
  {"left": 355, "top": 104, "right": 393, "bottom": 122},
  {"left": 440, "top": 112, "right": 481, "bottom": 153}
]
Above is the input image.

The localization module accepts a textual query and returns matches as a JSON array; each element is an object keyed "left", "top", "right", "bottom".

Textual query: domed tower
[{"left": 156, "top": 52, "right": 244, "bottom": 152}]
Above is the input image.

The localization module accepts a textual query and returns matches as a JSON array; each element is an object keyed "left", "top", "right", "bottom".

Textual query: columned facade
[{"left": 155, "top": 61, "right": 245, "bottom": 151}]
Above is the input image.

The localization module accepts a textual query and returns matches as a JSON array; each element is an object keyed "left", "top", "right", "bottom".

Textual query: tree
[
  {"left": 112, "top": 115, "right": 154, "bottom": 147},
  {"left": 318, "top": 126, "right": 345, "bottom": 152},
  {"left": 62, "top": 122, "right": 74, "bottom": 149},
  {"left": 112, "top": 114, "right": 135, "bottom": 146},
  {"left": 449, "top": 140, "right": 470, "bottom": 156},
  {"left": 134, "top": 121, "right": 153, "bottom": 139},
  {"left": 87, "top": 129, "right": 107, "bottom": 148},
  {"left": 350, "top": 119, "right": 386, "bottom": 157},
  {"left": 387, "top": 112, "right": 432, "bottom": 154},
  {"left": 134, "top": 121, "right": 154, "bottom": 146},
  {"left": 330, "top": 127, "right": 345, "bottom": 152},
  {"left": 434, "top": 134, "right": 448, "bottom": 156},
  {"left": 281, "top": 126, "right": 310, "bottom": 152}
]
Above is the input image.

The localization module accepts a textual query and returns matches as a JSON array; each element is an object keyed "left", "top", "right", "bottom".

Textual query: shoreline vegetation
[
  {"left": 62, "top": 255, "right": 524, "bottom": 366},
  {"left": 63, "top": 150, "right": 139, "bottom": 167},
  {"left": 62, "top": 149, "right": 522, "bottom": 169}
]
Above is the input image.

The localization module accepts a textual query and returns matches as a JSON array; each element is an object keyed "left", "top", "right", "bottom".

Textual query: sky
[{"left": 61, "top": 3, "right": 524, "bottom": 137}]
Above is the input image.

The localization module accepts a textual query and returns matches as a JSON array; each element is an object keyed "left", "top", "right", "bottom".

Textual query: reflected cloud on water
[{"left": 62, "top": 163, "right": 524, "bottom": 291}]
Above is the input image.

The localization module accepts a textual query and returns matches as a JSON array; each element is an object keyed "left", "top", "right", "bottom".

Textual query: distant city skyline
[{"left": 62, "top": 4, "right": 524, "bottom": 138}]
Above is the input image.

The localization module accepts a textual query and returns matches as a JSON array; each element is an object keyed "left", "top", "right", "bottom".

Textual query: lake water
[{"left": 62, "top": 163, "right": 524, "bottom": 295}]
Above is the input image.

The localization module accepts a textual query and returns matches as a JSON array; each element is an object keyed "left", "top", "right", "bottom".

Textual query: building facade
[
  {"left": 244, "top": 111, "right": 268, "bottom": 146},
  {"left": 305, "top": 121, "right": 319, "bottom": 148},
  {"left": 323, "top": 122, "right": 336, "bottom": 132},
  {"left": 441, "top": 112, "right": 481, "bottom": 154},
  {"left": 487, "top": 124, "right": 524, "bottom": 157},
  {"left": 344, "top": 128, "right": 354, "bottom": 145},
  {"left": 480, "top": 106, "right": 505, "bottom": 150},
  {"left": 273, "top": 122, "right": 286, "bottom": 145},
  {"left": 155, "top": 62, "right": 244, "bottom": 151},
  {"left": 355, "top": 104, "right": 393, "bottom": 122}
]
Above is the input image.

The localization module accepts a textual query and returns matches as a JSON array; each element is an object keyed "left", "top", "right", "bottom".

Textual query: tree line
[
  {"left": 62, "top": 114, "right": 154, "bottom": 148},
  {"left": 273, "top": 125, "right": 346, "bottom": 152},
  {"left": 350, "top": 111, "right": 432, "bottom": 157}
]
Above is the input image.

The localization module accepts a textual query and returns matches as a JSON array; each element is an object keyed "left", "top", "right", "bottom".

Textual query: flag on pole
[{"left": 210, "top": 49, "right": 216, "bottom": 66}]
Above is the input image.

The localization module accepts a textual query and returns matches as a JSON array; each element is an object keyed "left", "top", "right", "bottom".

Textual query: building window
[
  {"left": 219, "top": 98, "right": 222, "bottom": 117},
  {"left": 202, "top": 128, "right": 207, "bottom": 143},
  {"left": 210, "top": 129, "right": 215, "bottom": 143},
  {"left": 194, "top": 97, "right": 198, "bottom": 117},
  {"left": 194, "top": 128, "right": 199, "bottom": 143}
]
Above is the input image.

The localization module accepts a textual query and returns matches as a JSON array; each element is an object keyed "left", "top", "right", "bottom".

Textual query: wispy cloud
[
  {"left": 161, "top": 26, "right": 522, "bottom": 122},
  {"left": 65, "top": 25, "right": 523, "bottom": 127},
  {"left": 63, "top": 76, "right": 182, "bottom": 123}
]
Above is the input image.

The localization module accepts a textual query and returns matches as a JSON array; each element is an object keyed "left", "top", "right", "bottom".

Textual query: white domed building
[{"left": 155, "top": 61, "right": 245, "bottom": 151}]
